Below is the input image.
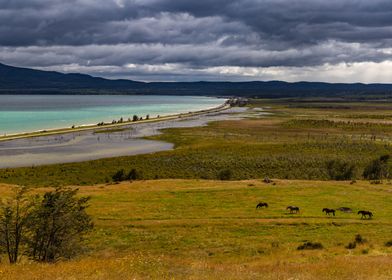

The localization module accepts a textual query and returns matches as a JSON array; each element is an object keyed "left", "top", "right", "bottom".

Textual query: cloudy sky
[{"left": 1, "top": 0, "right": 392, "bottom": 82}]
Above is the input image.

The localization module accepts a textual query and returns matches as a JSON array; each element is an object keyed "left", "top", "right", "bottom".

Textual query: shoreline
[{"left": 0, "top": 101, "right": 230, "bottom": 143}]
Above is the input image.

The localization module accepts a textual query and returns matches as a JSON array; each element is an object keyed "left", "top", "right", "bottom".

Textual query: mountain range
[{"left": 1, "top": 62, "right": 392, "bottom": 98}]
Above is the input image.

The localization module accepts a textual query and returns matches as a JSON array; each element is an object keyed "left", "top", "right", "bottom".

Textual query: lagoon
[{"left": 0, "top": 95, "right": 224, "bottom": 135}]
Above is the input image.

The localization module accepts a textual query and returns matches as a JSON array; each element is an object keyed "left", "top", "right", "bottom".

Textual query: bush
[
  {"left": 361, "top": 248, "right": 369, "bottom": 254},
  {"left": 326, "top": 160, "right": 356, "bottom": 180},
  {"left": 0, "top": 187, "right": 36, "bottom": 263},
  {"left": 0, "top": 187, "right": 93, "bottom": 263},
  {"left": 127, "top": 169, "right": 141, "bottom": 180},
  {"left": 385, "top": 240, "right": 392, "bottom": 247},
  {"left": 345, "top": 242, "right": 356, "bottom": 249},
  {"left": 112, "top": 169, "right": 126, "bottom": 182},
  {"left": 26, "top": 187, "right": 93, "bottom": 262},
  {"left": 297, "top": 242, "right": 323, "bottom": 250},
  {"left": 355, "top": 234, "right": 367, "bottom": 244},
  {"left": 217, "top": 169, "right": 232, "bottom": 180},
  {"left": 363, "top": 155, "right": 391, "bottom": 180},
  {"left": 113, "top": 169, "right": 141, "bottom": 182}
]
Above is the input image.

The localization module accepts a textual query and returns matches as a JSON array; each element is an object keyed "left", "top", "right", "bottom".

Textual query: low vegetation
[
  {"left": 0, "top": 179, "right": 391, "bottom": 279},
  {"left": 3, "top": 99, "right": 392, "bottom": 186}
]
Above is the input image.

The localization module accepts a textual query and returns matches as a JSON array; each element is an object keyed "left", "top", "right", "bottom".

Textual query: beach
[{"left": 0, "top": 105, "right": 248, "bottom": 168}]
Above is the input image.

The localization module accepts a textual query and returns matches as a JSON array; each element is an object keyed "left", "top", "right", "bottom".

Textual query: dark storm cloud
[{"left": 0, "top": 0, "right": 392, "bottom": 81}]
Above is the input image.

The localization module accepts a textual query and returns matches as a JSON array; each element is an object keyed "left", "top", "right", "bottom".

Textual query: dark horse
[
  {"left": 358, "top": 210, "right": 373, "bottom": 219},
  {"left": 287, "top": 206, "right": 300, "bottom": 213},
  {"left": 256, "top": 202, "right": 268, "bottom": 209},
  {"left": 322, "top": 208, "right": 336, "bottom": 216}
]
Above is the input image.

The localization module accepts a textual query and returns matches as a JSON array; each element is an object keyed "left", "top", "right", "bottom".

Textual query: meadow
[
  {"left": 1, "top": 99, "right": 392, "bottom": 279},
  {"left": 2, "top": 99, "right": 392, "bottom": 186},
  {"left": 1, "top": 179, "right": 391, "bottom": 279}
]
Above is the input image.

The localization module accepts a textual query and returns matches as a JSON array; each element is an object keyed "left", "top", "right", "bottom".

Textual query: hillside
[
  {"left": 0, "top": 63, "right": 144, "bottom": 90},
  {"left": 1, "top": 179, "right": 391, "bottom": 279},
  {"left": 2, "top": 62, "right": 392, "bottom": 97}
]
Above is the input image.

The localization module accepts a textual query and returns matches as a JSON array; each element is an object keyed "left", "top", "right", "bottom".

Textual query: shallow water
[
  {"left": 0, "top": 95, "right": 224, "bottom": 135},
  {"left": 0, "top": 107, "right": 249, "bottom": 168}
]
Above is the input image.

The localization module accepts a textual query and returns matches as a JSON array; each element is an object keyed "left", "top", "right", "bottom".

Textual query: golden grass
[{"left": 1, "top": 179, "right": 392, "bottom": 279}]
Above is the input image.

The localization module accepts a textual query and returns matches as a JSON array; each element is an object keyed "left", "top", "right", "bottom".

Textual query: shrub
[
  {"left": 355, "top": 234, "right": 367, "bottom": 244},
  {"left": 0, "top": 187, "right": 36, "bottom": 263},
  {"left": 217, "top": 169, "right": 232, "bottom": 180},
  {"left": 385, "top": 240, "right": 392, "bottom": 247},
  {"left": 112, "top": 169, "right": 126, "bottom": 182},
  {"left": 26, "top": 187, "right": 93, "bottom": 262},
  {"left": 0, "top": 187, "right": 93, "bottom": 263},
  {"left": 326, "top": 160, "right": 356, "bottom": 180},
  {"left": 361, "top": 248, "right": 369, "bottom": 254},
  {"left": 345, "top": 242, "right": 356, "bottom": 249},
  {"left": 297, "top": 242, "right": 323, "bottom": 250},
  {"left": 363, "top": 155, "right": 391, "bottom": 180},
  {"left": 127, "top": 169, "right": 141, "bottom": 180}
]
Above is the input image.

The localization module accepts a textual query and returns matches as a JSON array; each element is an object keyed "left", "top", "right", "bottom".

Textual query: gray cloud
[{"left": 0, "top": 0, "right": 392, "bottom": 81}]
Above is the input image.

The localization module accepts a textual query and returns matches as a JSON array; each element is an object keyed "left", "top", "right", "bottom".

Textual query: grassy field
[
  {"left": 2, "top": 99, "right": 392, "bottom": 186},
  {"left": 1, "top": 179, "right": 392, "bottom": 279}
]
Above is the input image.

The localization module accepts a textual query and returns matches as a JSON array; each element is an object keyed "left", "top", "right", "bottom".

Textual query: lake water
[{"left": 0, "top": 95, "right": 225, "bottom": 135}]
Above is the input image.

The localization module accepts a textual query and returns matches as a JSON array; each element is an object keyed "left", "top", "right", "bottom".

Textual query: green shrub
[
  {"left": 363, "top": 155, "right": 391, "bottom": 180},
  {"left": 217, "top": 169, "right": 232, "bottom": 180},
  {"left": 326, "top": 160, "right": 356, "bottom": 180}
]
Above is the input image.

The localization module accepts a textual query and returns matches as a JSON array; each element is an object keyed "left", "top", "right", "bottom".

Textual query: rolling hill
[{"left": 1, "top": 62, "right": 392, "bottom": 98}]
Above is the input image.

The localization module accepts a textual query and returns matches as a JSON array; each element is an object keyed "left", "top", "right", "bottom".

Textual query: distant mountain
[
  {"left": 0, "top": 62, "right": 144, "bottom": 90},
  {"left": 1, "top": 62, "right": 392, "bottom": 98}
]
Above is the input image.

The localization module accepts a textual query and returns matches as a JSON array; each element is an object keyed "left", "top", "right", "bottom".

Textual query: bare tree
[{"left": 0, "top": 187, "right": 35, "bottom": 263}]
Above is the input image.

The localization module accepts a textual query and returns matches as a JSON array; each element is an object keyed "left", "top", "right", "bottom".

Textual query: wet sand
[{"left": 0, "top": 107, "right": 253, "bottom": 168}]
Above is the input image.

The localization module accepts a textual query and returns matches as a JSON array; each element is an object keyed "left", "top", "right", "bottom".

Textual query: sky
[{"left": 1, "top": 0, "right": 392, "bottom": 82}]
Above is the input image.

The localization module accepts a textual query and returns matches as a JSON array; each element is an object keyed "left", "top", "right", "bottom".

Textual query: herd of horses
[{"left": 256, "top": 202, "right": 373, "bottom": 219}]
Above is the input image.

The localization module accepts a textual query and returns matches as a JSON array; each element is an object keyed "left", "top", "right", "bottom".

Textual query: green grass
[
  {"left": 1, "top": 179, "right": 392, "bottom": 279},
  {"left": 2, "top": 99, "right": 392, "bottom": 186}
]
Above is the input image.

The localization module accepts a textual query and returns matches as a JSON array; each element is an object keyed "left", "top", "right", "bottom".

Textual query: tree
[
  {"left": 132, "top": 115, "right": 139, "bottom": 122},
  {"left": 363, "top": 154, "right": 391, "bottom": 180},
  {"left": 112, "top": 169, "right": 126, "bottom": 182},
  {"left": 26, "top": 187, "right": 93, "bottom": 262},
  {"left": 218, "top": 169, "right": 232, "bottom": 180},
  {"left": 127, "top": 168, "right": 140, "bottom": 180},
  {"left": 0, "top": 187, "right": 35, "bottom": 263},
  {"left": 326, "top": 160, "right": 356, "bottom": 180}
]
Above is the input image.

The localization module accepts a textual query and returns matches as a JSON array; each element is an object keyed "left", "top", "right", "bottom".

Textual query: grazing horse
[
  {"left": 337, "top": 207, "right": 353, "bottom": 213},
  {"left": 256, "top": 202, "right": 268, "bottom": 209},
  {"left": 322, "top": 208, "right": 336, "bottom": 216},
  {"left": 286, "top": 206, "right": 300, "bottom": 214},
  {"left": 358, "top": 210, "right": 373, "bottom": 219}
]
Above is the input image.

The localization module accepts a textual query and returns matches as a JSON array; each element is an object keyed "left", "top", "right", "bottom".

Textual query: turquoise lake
[{"left": 0, "top": 95, "right": 225, "bottom": 135}]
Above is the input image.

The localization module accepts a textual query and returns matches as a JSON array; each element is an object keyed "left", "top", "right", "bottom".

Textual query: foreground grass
[{"left": 1, "top": 179, "right": 392, "bottom": 279}]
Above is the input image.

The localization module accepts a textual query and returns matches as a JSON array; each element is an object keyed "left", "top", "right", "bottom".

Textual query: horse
[
  {"left": 256, "top": 202, "right": 268, "bottom": 209},
  {"left": 286, "top": 206, "right": 300, "bottom": 213},
  {"left": 337, "top": 207, "right": 353, "bottom": 213},
  {"left": 322, "top": 208, "right": 335, "bottom": 216},
  {"left": 358, "top": 210, "right": 373, "bottom": 219}
]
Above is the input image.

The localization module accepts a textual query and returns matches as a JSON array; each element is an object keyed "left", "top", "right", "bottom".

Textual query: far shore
[{"left": 0, "top": 101, "right": 230, "bottom": 143}]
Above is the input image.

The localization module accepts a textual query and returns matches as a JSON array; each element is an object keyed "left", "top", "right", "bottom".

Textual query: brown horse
[
  {"left": 287, "top": 206, "right": 300, "bottom": 213},
  {"left": 322, "top": 208, "right": 335, "bottom": 216},
  {"left": 358, "top": 210, "right": 373, "bottom": 219},
  {"left": 256, "top": 202, "right": 268, "bottom": 209}
]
